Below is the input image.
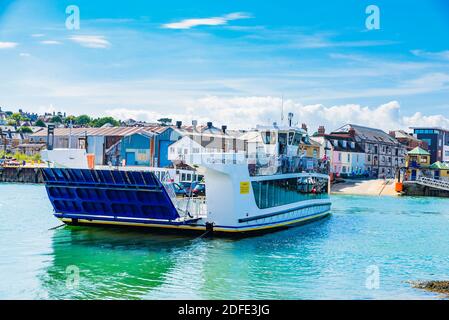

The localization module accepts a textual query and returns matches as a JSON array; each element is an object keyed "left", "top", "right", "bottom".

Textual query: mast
[{"left": 280, "top": 95, "right": 284, "bottom": 125}]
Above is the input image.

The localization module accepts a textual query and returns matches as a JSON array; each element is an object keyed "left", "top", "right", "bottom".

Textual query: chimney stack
[
  {"left": 221, "top": 125, "right": 227, "bottom": 134},
  {"left": 348, "top": 127, "right": 356, "bottom": 137},
  {"left": 207, "top": 122, "right": 213, "bottom": 129},
  {"left": 318, "top": 126, "right": 325, "bottom": 136},
  {"left": 176, "top": 121, "right": 182, "bottom": 129},
  {"left": 301, "top": 123, "right": 308, "bottom": 132}
]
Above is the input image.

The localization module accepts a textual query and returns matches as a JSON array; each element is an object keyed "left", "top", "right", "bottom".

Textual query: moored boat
[{"left": 41, "top": 124, "right": 332, "bottom": 235}]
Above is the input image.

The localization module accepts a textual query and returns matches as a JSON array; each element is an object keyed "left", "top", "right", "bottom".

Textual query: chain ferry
[{"left": 41, "top": 124, "right": 331, "bottom": 235}]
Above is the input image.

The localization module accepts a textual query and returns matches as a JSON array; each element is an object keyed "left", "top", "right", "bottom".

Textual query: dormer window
[
  {"left": 342, "top": 140, "right": 347, "bottom": 148},
  {"left": 350, "top": 142, "right": 355, "bottom": 148}
]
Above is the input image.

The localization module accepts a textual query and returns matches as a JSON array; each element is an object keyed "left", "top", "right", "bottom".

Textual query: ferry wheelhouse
[{"left": 41, "top": 125, "right": 331, "bottom": 235}]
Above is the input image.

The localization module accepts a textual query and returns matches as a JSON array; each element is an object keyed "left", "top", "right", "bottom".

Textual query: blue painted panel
[
  {"left": 42, "top": 168, "right": 179, "bottom": 221},
  {"left": 126, "top": 152, "right": 136, "bottom": 165},
  {"left": 159, "top": 140, "right": 171, "bottom": 167}
]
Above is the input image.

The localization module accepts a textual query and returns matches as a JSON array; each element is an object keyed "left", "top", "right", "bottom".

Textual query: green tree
[
  {"left": 157, "top": 118, "right": 172, "bottom": 126},
  {"left": 18, "top": 126, "right": 33, "bottom": 133},
  {"left": 35, "top": 119, "right": 46, "bottom": 127},
  {"left": 90, "top": 117, "right": 119, "bottom": 128},
  {"left": 10, "top": 112, "right": 23, "bottom": 125},
  {"left": 50, "top": 116, "right": 62, "bottom": 123},
  {"left": 64, "top": 115, "right": 76, "bottom": 125},
  {"left": 75, "top": 115, "right": 92, "bottom": 126}
]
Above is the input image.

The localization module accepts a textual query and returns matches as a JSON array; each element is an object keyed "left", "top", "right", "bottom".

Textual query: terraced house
[{"left": 332, "top": 124, "right": 407, "bottom": 178}]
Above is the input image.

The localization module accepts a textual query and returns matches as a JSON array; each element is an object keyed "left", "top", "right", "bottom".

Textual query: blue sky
[{"left": 0, "top": 0, "right": 448, "bottom": 130}]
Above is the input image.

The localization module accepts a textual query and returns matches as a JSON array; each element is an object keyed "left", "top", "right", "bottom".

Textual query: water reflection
[
  {"left": 41, "top": 226, "right": 197, "bottom": 299},
  {"left": 40, "top": 218, "right": 333, "bottom": 300}
]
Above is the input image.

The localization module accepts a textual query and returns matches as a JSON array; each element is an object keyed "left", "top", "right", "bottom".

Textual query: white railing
[
  {"left": 182, "top": 152, "right": 330, "bottom": 177},
  {"left": 182, "top": 152, "right": 247, "bottom": 166},
  {"left": 417, "top": 177, "right": 449, "bottom": 191},
  {"left": 175, "top": 197, "right": 208, "bottom": 220}
]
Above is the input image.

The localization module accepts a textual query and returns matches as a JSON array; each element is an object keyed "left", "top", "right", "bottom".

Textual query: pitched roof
[
  {"left": 333, "top": 124, "right": 398, "bottom": 144},
  {"left": 429, "top": 161, "right": 449, "bottom": 170},
  {"left": 408, "top": 146, "right": 430, "bottom": 156},
  {"left": 30, "top": 126, "right": 165, "bottom": 137},
  {"left": 323, "top": 134, "right": 365, "bottom": 153}
]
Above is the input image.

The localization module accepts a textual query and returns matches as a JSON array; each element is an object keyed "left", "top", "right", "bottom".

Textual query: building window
[{"left": 347, "top": 154, "right": 350, "bottom": 162}]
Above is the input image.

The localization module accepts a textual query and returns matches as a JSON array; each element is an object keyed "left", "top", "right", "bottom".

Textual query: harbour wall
[
  {"left": 402, "top": 182, "right": 449, "bottom": 197},
  {"left": 0, "top": 167, "right": 44, "bottom": 184}
]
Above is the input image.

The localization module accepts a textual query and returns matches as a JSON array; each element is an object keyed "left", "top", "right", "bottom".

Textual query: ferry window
[
  {"left": 252, "top": 177, "right": 329, "bottom": 209},
  {"left": 261, "top": 131, "right": 276, "bottom": 144},
  {"left": 278, "top": 133, "right": 287, "bottom": 145},
  {"left": 288, "top": 132, "right": 295, "bottom": 145},
  {"left": 292, "top": 133, "right": 301, "bottom": 146}
]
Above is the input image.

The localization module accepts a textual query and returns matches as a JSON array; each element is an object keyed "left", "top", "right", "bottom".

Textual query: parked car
[
  {"left": 191, "top": 183, "right": 206, "bottom": 197},
  {"left": 180, "top": 181, "right": 198, "bottom": 196},
  {"left": 172, "top": 183, "right": 187, "bottom": 197}
]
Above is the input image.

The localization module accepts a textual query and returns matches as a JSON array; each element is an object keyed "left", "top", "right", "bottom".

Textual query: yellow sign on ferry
[{"left": 240, "top": 182, "right": 250, "bottom": 194}]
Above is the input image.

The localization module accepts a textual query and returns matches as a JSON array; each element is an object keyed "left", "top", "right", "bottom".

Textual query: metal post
[{"left": 47, "top": 124, "right": 55, "bottom": 151}]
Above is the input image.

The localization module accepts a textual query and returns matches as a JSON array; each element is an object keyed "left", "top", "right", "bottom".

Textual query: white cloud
[
  {"left": 411, "top": 49, "right": 449, "bottom": 61},
  {"left": 31, "top": 34, "right": 45, "bottom": 38},
  {"left": 106, "top": 96, "right": 449, "bottom": 132},
  {"left": 19, "top": 52, "right": 31, "bottom": 57},
  {"left": 162, "top": 12, "right": 251, "bottom": 29},
  {"left": 68, "top": 35, "right": 110, "bottom": 48},
  {"left": 0, "top": 42, "right": 18, "bottom": 49},
  {"left": 40, "top": 40, "right": 62, "bottom": 45}
]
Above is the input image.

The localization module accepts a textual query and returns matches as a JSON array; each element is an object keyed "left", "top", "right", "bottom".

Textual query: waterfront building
[
  {"left": 404, "top": 147, "right": 431, "bottom": 181},
  {"left": 332, "top": 124, "right": 406, "bottom": 178},
  {"left": 405, "top": 146, "right": 431, "bottom": 168},
  {"left": 428, "top": 161, "right": 449, "bottom": 181},
  {"left": 29, "top": 125, "right": 184, "bottom": 167},
  {"left": 389, "top": 130, "right": 429, "bottom": 152},
  {"left": 117, "top": 131, "right": 155, "bottom": 166},
  {"left": 30, "top": 127, "right": 152, "bottom": 165},
  {"left": 312, "top": 126, "right": 365, "bottom": 177},
  {"left": 411, "top": 127, "right": 449, "bottom": 163}
]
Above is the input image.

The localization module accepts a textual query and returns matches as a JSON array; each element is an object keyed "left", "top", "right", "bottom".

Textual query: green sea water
[{"left": 0, "top": 183, "right": 448, "bottom": 299}]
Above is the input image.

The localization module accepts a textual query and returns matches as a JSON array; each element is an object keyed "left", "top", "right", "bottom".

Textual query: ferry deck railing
[{"left": 181, "top": 152, "right": 330, "bottom": 177}]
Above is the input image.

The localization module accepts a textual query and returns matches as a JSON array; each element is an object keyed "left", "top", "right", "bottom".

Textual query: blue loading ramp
[{"left": 42, "top": 168, "right": 180, "bottom": 223}]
